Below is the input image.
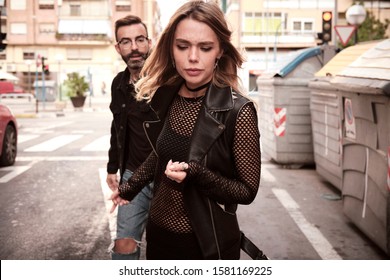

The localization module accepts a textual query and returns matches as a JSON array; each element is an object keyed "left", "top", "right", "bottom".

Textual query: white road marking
[
  {"left": 0, "top": 166, "right": 31, "bottom": 183},
  {"left": 21, "top": 121, "right": 73, "bottom": 133},
  {"left": 272, "top": 188, "right": 342, "bottom": 260},
  {"left": 261, "top": 167, "right": 277, "bottom": 182},
  {"left": 72, "top": 130, "right": 94, "bottom": 134},
  {"left": 16, "top": 156, "right": 107, "bottom": 161},
  {"left": 17, "top": 134, "right": 40, "bottom": 144},
  {"left": 81, "top": 135, "right": 110, "bottom": 151},
  {"left": 99, "top": 168, "right": 117, "bottom": 240},
  {"left": 24, "top": 135, "right": 83, "bottom": 152}
]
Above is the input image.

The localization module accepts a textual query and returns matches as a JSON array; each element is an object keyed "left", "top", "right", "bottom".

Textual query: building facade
[
  {"left": 224, "top": 0, "right": 390, "bottom": 90},
  {"left": 0, "top": 0, "right": 160, "bottom": 96},
  {"left": 1, "top": 0, "right": 389, "bottom": 94}
]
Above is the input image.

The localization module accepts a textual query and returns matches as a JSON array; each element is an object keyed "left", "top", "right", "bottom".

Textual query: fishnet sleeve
[
  {"left": 187, "top": 102, "right": 261, "bottom": 205},
  {"left": 118, "top": 151, "right": 157, "bottom": 201}
]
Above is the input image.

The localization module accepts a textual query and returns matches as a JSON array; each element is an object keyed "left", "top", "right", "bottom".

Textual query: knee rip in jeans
[{"left": 112, "top": 238, "right": 140, "bottom": 255}]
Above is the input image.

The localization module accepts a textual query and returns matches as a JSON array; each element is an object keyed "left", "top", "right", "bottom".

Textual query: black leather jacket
[
  {"left": 107, "top": 68, "right": 158, "bottom": 179},
  {"left": 144, "top": 84, "right": 259, "bottom": 259}
]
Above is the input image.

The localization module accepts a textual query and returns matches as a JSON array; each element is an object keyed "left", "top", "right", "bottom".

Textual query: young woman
[{"left": 110, "top": 0, "right": 261, "bottom": 260}]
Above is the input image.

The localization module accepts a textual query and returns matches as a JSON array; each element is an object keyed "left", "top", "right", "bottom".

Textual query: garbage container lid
[
  {"left": 331, "top": 39, "right": 390, "bottom": 95},
  {"left": 315, "top": 41, "right": 379, "bottom": 77},
  {"left": 337, "top": 39, "right": 390, "bottom": 80},
  {"left": 33, "top": 80, "right": 57, "bottom": 87},
  {"left": 262, "top": 46, "right": 322, "bottom": 78}
]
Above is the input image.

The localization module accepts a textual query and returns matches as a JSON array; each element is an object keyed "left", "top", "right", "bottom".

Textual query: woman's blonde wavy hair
[{"left": 135, "top": 0, "right": 245, "bottom": 102}]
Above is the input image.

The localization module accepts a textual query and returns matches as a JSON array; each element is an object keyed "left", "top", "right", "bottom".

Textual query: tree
[{"left": 358, "top": 10, "right": 389, "bottom": 42}]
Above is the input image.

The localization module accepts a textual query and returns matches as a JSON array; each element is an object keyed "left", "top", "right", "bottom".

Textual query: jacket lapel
[{"left": 188, "top": 85, "right": 234, "bottom": 162}]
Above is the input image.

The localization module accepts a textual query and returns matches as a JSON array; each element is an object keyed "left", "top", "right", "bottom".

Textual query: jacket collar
[
  {"left": 150, "top": 83, "right": 234, "bottom": 118},
  {"left": 116, "top": 67, "right": 139, "bottom": 93},
  {"left": 204, "top": 84, "right": 234, "bottom": 112}
]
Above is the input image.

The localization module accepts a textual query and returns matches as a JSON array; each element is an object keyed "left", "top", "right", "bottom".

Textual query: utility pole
[{"left": 333, "top": 0, "right": 338, "bottom": 46}]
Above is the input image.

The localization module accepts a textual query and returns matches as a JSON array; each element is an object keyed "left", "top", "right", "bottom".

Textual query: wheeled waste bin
[
  {"left": 257, "top": 47, "right": 332, "bottom": 167},
  {"left": 331, "top": 39, "right": 390, "bottom": 255},
  {"left": 33, "top": 80, "right": 57, "bottom": 102},
  {"left": 309, "top": 41, "right": 379, "bottom": 191}
]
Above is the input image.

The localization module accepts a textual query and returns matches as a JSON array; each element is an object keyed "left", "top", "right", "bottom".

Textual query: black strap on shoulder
[{"left": 240, "top": 231, "right": 268, "bottom": 260}]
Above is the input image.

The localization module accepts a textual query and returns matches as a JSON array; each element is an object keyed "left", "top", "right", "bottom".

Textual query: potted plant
[{"left": 63, "top": 72, "right": 89, "bottom": 108}]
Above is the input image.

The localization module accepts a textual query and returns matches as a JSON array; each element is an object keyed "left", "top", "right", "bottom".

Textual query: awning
[
  {"left": 58, "top": 20, "right": 111, "bottom": 36},
  {"left": 0, "top": 71, "right": 19, "bottom": 81}
]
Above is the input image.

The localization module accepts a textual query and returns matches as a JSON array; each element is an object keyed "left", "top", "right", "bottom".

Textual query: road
[{"left": 0, "top": 99, "right": 388, "bottom": 260}]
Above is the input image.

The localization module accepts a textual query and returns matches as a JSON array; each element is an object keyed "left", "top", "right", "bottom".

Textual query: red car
[{"left": 0, "top": 103, "right": 17, "bottom": 166}]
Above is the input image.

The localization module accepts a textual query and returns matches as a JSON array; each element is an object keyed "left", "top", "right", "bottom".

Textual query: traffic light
[
  {"left": 321, "top": 11, "right": 332, "bottom": 44},
  {"left": 43, "top": 65, "right": 50, "bottom": 75},
  {"left": 0, "top": 33, "right": 6, "bottom": 51},
  {"left": 41, "top": 57, "right": 50, "bottom": 75}
]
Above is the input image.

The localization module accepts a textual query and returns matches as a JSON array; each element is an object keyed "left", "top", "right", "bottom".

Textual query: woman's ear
[{"left": 217, "top": 48, "right": 224, "bottom": 59}]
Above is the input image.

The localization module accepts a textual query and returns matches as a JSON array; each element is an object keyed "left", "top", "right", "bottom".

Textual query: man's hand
[
  {"left": 107, "top": 173, "right": 129, "bottom": 213},
  {"left": 106, "top": 173, "right": 119, "bottom": 191}
]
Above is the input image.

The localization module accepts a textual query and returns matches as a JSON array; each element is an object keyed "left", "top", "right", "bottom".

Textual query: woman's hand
[
  {"left": 109, "top": 189, "right": 129, "bottom": 213},
  {"left": 165, "top": 159, "right": 189, "bottom": 183}
]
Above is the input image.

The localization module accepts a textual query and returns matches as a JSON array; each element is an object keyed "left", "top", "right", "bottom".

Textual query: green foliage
[
  {"left": 342, "top": 2, "right": 389, "bottom": 48},
  {"left": 358, "top": 10, "right": 389, "bottom": 42},
  {"left": 63, "top": 72, "right": 89, "bottom": 97}
]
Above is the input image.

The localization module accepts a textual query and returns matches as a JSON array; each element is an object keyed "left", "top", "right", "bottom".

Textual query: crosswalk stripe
[
  {"left": 24, "top": 135, "right": 83, "bottom": 152},
  {"left": 18, "top": 134, "right": 40, "bottom": 144},
  {"left": 81, "top": 135, "right": 110, "bottom": 151},
  {"left": 99, "top": 168, "right": 117, "bottom": 240},
  {"left": 0, "top": 166, "right": 31, "bottom": 183},
  {"left": 16, "top": 156, "right": 107, "bottom": 161}
]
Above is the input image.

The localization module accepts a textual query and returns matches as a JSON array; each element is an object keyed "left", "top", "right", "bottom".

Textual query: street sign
[{"left": 334, "top": 25, "right": 356, "bottom": 46}]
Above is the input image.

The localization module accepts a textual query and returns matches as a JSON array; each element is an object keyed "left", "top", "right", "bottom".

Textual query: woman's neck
[{"left": 179, "top": 81, "right": 211, "bottom": 98}]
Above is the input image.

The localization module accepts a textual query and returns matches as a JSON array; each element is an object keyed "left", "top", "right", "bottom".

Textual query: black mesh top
[{"left": 119, "top": 93, "right": 261, "bottom": 235}]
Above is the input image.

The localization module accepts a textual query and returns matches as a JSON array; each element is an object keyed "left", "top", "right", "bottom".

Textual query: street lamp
[
  {"left": 346, "top": 4, "right": 367, "bottom": 44},
  {"left": 25, "top": 60, "right": 33, "bottom": 94},
  {"left": 55, "top": 54, "right": 64, "bottom": 101}
]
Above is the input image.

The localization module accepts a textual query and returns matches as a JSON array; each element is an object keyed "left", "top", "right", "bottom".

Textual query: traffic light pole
[
  {"left": 41, "top": 57, "right": 46, "bottom": 110},
  {"left": 332, "top": 0, "right": 338, "bottom": 46}
]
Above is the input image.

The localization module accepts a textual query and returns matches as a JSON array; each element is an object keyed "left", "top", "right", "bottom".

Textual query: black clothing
[
  {"left": 119, "top": 84, "right": 261, "bottom": 259},
  {"left": 107, "top": 68, "right": 158, "bottom": 178}
]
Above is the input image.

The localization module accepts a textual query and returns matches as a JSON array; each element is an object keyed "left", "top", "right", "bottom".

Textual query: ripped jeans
[{"left": 110, "top": 169, "right": 153, "bottom": 260}]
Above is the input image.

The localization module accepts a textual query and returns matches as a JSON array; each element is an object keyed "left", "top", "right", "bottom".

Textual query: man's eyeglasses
[{"left": 117, "top": 36, "right": 149, "bottom": 49}]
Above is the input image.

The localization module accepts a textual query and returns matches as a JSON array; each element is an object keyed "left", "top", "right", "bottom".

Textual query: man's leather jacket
[{"left": 107, "top": 68, "right": 158, "bottom": 179}]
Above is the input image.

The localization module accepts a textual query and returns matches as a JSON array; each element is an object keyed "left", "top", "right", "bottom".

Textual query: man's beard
[{"left": 123, "top": 51, "right": 149, "bottom": 70}]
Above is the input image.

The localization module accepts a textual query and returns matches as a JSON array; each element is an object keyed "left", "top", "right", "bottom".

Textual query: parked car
[
  {"left": 0, "top": 81, "right": 24, "bottom": 94},
  {"left": 0, "top": 104, "right": 17, "bottom": 166}
]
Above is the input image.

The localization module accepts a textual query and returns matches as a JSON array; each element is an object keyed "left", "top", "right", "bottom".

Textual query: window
[
  {"left": 70, "top": 4, "right": 81, "bottom": 16},
  {"left": 116, "top": 0, "right": 131, "bottom": 12},
  {"left": 23, "top": 52, "right": 35, "bottom": 60},
  {"left": 39, "top": 0, "right": 54, "bottom": 9},
  {"left": 67, "top": 48, "right": 92, "bottom": 60},
  {"left": 10, "top": 23, "right": 27, "bottom": 35},
  {"left": 39, "top": 23, "right": 55, "bottom": 34},
  {"left": 244, "top": 12, "right": 283, "bottom": 36},
  {"left": 10, "top": 0, "right": 26, "bottom": 10},
  {"left": 292, "top": 19, "right": 314, "bottom": 33}
]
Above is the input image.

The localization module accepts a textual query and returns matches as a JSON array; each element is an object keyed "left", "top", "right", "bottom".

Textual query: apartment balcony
[
  {"left": 241, "top": 31, "right": 318, "bottom": 49},
  {"left": 56, "top": 19, "right": 112, "bottom": 45}
]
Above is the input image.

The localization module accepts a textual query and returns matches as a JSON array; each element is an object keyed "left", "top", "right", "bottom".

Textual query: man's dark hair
[{"left": 115, "top": 15, "right": 148, "bottom": 42}]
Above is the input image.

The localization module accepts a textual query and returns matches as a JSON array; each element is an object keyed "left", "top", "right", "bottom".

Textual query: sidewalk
[{"left": 1, "top": 94, "right": 111, "bottom": 118}]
